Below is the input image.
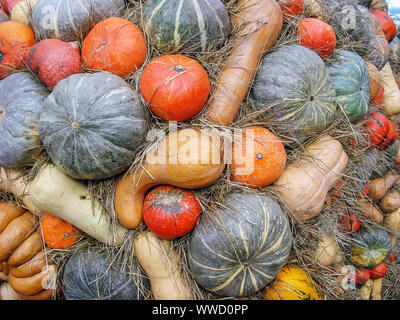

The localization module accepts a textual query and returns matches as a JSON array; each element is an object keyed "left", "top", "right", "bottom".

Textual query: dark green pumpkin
[
  {"left": 143, "top": 0, "right": 231, "bottom": 53},
  {"left": 32, "top": 0, "right": 125, "bottom": 41},
  {"left": 62, "top": 248, "right": 150, "bottom": 300},
  {"left": 39, "top": 72, "right": 148, "bottom": 180},
  {"left": 251, "top": 44, "right": 337, "bottom": 143},
  {"left": 350, "top": 228, "right": 392, "bottom": 268},
  {"left": 328, "top": 50, "right": 369, "bottom": 123},
  {"left": 188, "top": 192, "right": 292, "bottom": 297},
  {"left": 0, "top": 72, "right": 46, "bottom": 167}
]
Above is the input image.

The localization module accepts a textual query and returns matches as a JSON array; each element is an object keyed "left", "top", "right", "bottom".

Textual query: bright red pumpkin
[
  {"left": 143, "top": 185, "right": 202, "bottom": 240},
  {"left": 279, "top": 0, "right": 303, "bottom": 16},
  {"left": 297, "top": 18, "right": 336, "bottom": 58},
  {"left": 364, "top": 112, "right": 397, "bottom": 150},
  {"left": 355, "top": 269, "right": 370, "bottom": 285},
  {"left": 329, "top": 180, "right": 344, "bottom": 200},
  {"left": 340, "top": 212, "right": 361, "bottom": 232},
  {"left": 388, "top": 253, "right": 395, "bottom": 263},
  {"left": 140, "top": 54, "right": 210, "bottom": 122},
  {"left": 369, "top": 262, "right": 388, "bottom": 279},
  {"left": 28, "top": 39, "right": 82, "bottom": 89},
  {"left": 0, "top": 20, "right": 35, "bottom": 79},
  {"left": 372, "top": 10, "right": 397, "bottom": 42},
  {"left": 82, "top": 17, "right": 146, "bottom": 77},
  {"left": 41, "top": 213, "right": 81, "bottom": 249},
  {"left": 371, "top": 86, "right": 384, "bottom": 106}
]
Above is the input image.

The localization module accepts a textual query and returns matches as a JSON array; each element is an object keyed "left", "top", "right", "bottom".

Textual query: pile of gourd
[{"left": 0, "top": 0, "right": 399, "bottom": 300}]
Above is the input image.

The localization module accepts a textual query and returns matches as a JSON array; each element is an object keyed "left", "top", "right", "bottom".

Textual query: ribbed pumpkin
[
  {"left": 140, "top": 54, "right": 210, "bottom": 122},
  {"left": 0, "top": 21, "right": 35, "bottom": 79},
  {"left": 62, "top": 248, "right": 150, "bottom": 300},
  {"left": 372, "top": 9, "right": 396, "bottom": 41},
  {"left": 28, "top": 39, "right": 82, "bottom": 89},
  {"left": 350, "top": 228, "right": 392, "bottom": 268},
  {"left": 230, "top": 127, "right": 287, "bottom": 188},
  {"left": 41, "top": 213, "right": 80, "bottom": 249},
  {"left": 32, "top": 0, "right": 125, "bottom": 42},
  {"left": 328, "top": 50, "right": 369, "bottom": 123},
  {"left": 188, "top": 192, "right": 292, "bottom": 297},
  {"left": 143, "top": 0, "right": 231, "bottom": 53},
  {"left": 364, "top": 112, "right": 397, "bottom": 150},
  {"left": 0, "top": 72, "right": 46, "bottom": 167},
  {"left": 262, "top": 265, "right": 323, "bottom": 300},
  {"left": 82, "top": 17, "right": 146, "bottom": 77},
  {"left": 39, "top": 72, "right": 148, "bottom": 180},
  {"left": 251, "top": 44, "right": 337, "bottom": 143}
]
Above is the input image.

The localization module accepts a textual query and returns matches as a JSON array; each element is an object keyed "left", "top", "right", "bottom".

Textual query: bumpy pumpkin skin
[
  {"left": 143, "top": 0, "right": 231, "bottom": 53},
  {"left": 32, "top": 0, "right": 125, "bottom": 42},
  {"left": 328, "top": 50, "right": 369, "bottom": 123},
  {"left": 188, "top": 192, "right": 292, "bottom": 297},
  {"left": 39, "top": 72, "right": 148, "bottom": 180},
  {"left": 252, "top": 44, "right": 337, "bottom": 143},
  {"left": 0, "top": 72, "right": 46, "bottom": 167},
  {"left": 63, "top": 248, "right": 150, "bottom": 300},
  {"left": 350, "top": 228, "right": 392, "bottom": 268}
]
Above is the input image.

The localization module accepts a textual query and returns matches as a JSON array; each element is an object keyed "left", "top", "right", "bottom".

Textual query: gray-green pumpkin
[
  {"left": 32, "top": 0, "right": 125, "bottom": 41},
  {"left": 39, "top": 72, "right": 148, "bottom": 180},
  {"left": 328, "top": 50, "right": 369, "bottom": 123},
  {"left": 143, "top": 0, "right": 231, "bottom": 53},
  {"left": 251, "top": 44, "right": 337, "bottom": 143},
  {"left": 0, "top": 72, "right": 46, "bottom": 167},
  {"left": 188, "top": 192, "right": 292, "bottom": 297}
]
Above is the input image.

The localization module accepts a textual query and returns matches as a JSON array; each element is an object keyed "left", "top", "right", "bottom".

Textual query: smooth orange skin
[
  {"left": 279, "top": 0, "right": 303, "bottom": 16},
  {"left": 41, "top": 214, "right": 80, "bottom": 250},
  {"left": 372, "top": 10, "right": 396, "bottom": 42},
  {"left": 0, "top": 21, "right": 35, "bottom": 78},
  {"left": 82, "top": 17, "right": 146, "bottom": 77},
  {"left": 230, "top": 127, "right": 287, "bottom": 188},
  {"left": 140, "top": 54, "right": 210, "bottom": 122}
]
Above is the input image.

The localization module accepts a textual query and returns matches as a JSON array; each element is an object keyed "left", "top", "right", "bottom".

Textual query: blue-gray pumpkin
[
  {"left": 188, "top": 192, "right": 292, "bottom": 297},
  {"left": 0, "top": 72, "right": 46, "bottom": 167},
  {"left": 39, "top": 72, "right": 148, "bottom": 180}
]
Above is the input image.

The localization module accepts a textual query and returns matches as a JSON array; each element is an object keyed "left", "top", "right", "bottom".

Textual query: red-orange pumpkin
[
  {"left": 279, "top": 0, "right": 303, "bottom": 16},
  {"left": 41, "top": 213, "right": 81, "bottom": 249},
  {"left": 0, "top": 21, "right": 35, "bottom": 79},
  {"left": 364, "top": 112, "right": 397, "bottom": 150},
  {"left": 28, "top": 39, "right": 82, "bottom": 89},
  {"left": 369, "top": 262, "right": 387, "bottom": 279},
  {"left": 372, "top": 10, "right": 397, "bottom": 42},
  {"left": 140, "top": 54, "right": 210, "bottom": 122},
  {"left": 340, "top": 212, "right": 361, "bottom": 232},
  {"left": 82, "top": 17, "right": 146, "bottom": 77},
  {"left": 142, "top": 185, "right": 201, "bottom": 240},
  {"left": 297, "top": 18, "right": 336, "bottom": 58},
  {"left": 371, "top": 87, "right": 384, "bottom": 106},
  {"left": 230, "top": 127, "right": 287, "bottom": 188}
]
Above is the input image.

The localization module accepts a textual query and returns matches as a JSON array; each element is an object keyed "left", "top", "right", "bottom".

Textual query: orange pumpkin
[
  {"left": 0, "top": 21, "right": 35, "bottom": 79},
  {"left": 82, "top": 17, "right": 146, "bottom": 77},
  {"left": 140, "top": 54, "right": 210, "bottom": 122},
  {"left": 279, "top": 0, "right": 303, "bottom": 16},
  {"left": 41, "top": 213, "right": 80, "bottom": 250},
  {"left": 372, "top": 10, "right": 396, "bottom": 42},
  {"left": 230, "top": 127, "right": 287, "bottom": 188}
]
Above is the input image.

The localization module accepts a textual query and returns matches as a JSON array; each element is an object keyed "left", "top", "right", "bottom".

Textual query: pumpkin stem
[
  {"left": 173, "top": 65, "right": 185, "bottom": 73},
  {"left": 71, "top": 122, "right": 78, "bottom": 129},
  {"left": 0, "top": 108, "right": 3, "bottom": 117}
]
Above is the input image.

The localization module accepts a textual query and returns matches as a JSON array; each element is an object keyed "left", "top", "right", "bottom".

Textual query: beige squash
[
  {"left": 315, "top": 235, "right": 338, "bottom": 267},
  {"left": 10, "top": 0, "right": 38, "bottom": 25},
  {"left": 380, "top": 62, "right": 400, "bottom": 115}
]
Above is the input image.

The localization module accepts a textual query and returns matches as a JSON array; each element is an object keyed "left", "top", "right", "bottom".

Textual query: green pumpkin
[
  {"left": 251, "top": 44, "right": 337, "bottom": 143},
  {"left": 370, "top": 140, "right": 400, "bottom": 179},
  {"left": 328, "top": 50, "right": 369, "bottom": 123},
  {"left": 188, "top": 192, "right": 292, "bottom": 297},
  {"left": 350, "top": 228, "right": 392, "bottom": 268},
  {"left": 143, "top": 0, "right": 231, "bottom": 53}
]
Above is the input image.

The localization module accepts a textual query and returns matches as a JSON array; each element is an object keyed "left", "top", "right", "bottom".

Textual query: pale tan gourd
[
  {"left": 0, "top": 282, "right": 21, "bottom": 300},
  {"left": 134, "top": 231, "right": 193, "bottom": 300},
  {"left": 371, "top": 278, "right": 383, "bottom": 300},
  {"left": 274, "top": 135, "right": 348, "bottom": 221},
  {"left": 10, "top": 0, "right": 38, "bottom": 25},
  {"left": 384, "top": 207, "right": 400, "bottom": 232},
  {"left": 366, "top": 61, "right": 383, "bottom": 102},
  {"left": 356, "top": 200, "right": 384, "bottom": 224},
  {"left": 380, "top": 62, "right": 400, "bottom": 115},
  {"left": 379, "top": 191, "right": 400, "bottom": 213},
  {"left": 368, "top": 173, "right": 400, "bottom": 202},
  {"left": 302, "top": 0, "right": 323, "bottom": 17},
  {"left": 114, "top": 128, "right": 225, "bottom": 229},
  {"left": 359, "top": 279, "right": 373, "bottom": 300},
  {"left": 315, "top": 235, "right": 338, "bottom": 267}
]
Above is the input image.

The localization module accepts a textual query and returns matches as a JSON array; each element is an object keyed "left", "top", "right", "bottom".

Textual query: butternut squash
[
  {"left": 114, "top": 128, "right": 225, "bottom": 229},
  {"left": 274, "top": 135, "right": 348, "bottom": 221},
  {"left": 9, "top": 250, "right": 48, "bottom": 278},
  {"left": 359, "top": 279, "right": 373, "bottom": 300},
  {"left": 356, "top": 200, "right": 384, "bottom": 224},
  {"left": 379, "top": 191, "right": 400, "bottom": 213},
  {"left": 384, "top": 207, "right": 400, "bottom": 232},
  {"left": 29, "top": 165, "right": 128, "bottom": 246},
  {"left": 0, "top": 282, "right": 21, "bottom": 300},
  {"left": 380, "top": 62, "right": 400, "bottom": 115},
  {"left": 371, "top": 278, "right": 383, "bottom": 300},
  {"left": 0, "top": 202, "right": 25, "bottom": 233},
  {"left": 7, "top": 231, "right": 42, "bottom": 267},
  {"left": 368, "top": 173, "right": 400, "bottom": 202},
  {"left": 315, "top": 235, "right": 338, "bottom": 267},
  {"left": 19, "top": 288, "right": 54, "bottom": 300},
  {"left": 366, "top": 61, "right": 383, "bottom": 102},
  {"left": 205, "top": 0, "right": 283, "bottom": 125},
  {"left": 134, "top": 231, "right": 193, "bottom": 300}
]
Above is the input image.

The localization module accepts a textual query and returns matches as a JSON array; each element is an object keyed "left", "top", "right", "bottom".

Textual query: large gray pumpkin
[
  {"left": 39, "top": 72, "right": 148, "bottom": 180},
  {"left": 0, "top": 72, "right": 46, "bottom": 167},
  {"left": 251, "top": 44, "right": 337, "bottom": 143},
  {"left": 32, "top": 0, "right": 125, "bottom": 41},
  {"left": 143, "top": 0, "right": 231, "bottom": 53},
  {"left": 63, "top": 248, "right": 150, "bottom": 300},
  {"left": 188, "top": 192, "right": 292, "bottom": 297}
]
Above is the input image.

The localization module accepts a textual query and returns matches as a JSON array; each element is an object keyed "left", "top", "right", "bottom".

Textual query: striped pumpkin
[
  {"left": 328, "top": 50, "right": 369, "bottom": 123},
  {"left": 143, "top": 0, "right": 231, "bottom": 53},
  {"left": 188, "top": 192, "right": 292, "bottom": 297},
  {"left": 251, "top": 44, "right": 337, "bottom": 143},
  {"left": 38, "top": 72, "right": 148, "bottom": 180},
  {"left": 32, "top": 0, "right": 125, "bottom": 42}
]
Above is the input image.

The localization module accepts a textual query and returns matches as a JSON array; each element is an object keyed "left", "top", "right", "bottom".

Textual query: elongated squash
[
  {"left": 380, "top": 62, "right": 400, "bottom": 115},
  {"left": 29, "top": 165, "right": 128, "bottom": 246}
]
